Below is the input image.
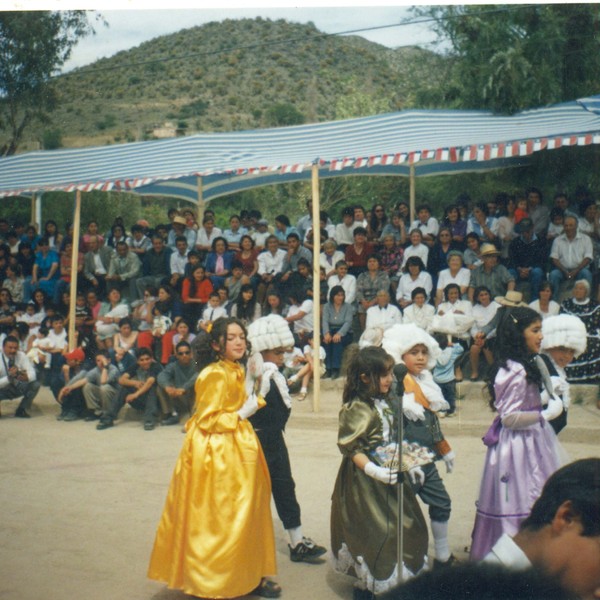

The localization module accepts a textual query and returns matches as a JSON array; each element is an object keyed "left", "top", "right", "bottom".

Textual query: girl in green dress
[{"left": 330, "top": 346, "right": 429, "bottom": 599}]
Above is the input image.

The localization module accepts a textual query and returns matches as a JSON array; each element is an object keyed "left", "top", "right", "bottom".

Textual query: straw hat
[
  {"left": 173, "top": 216, "right": 187, "bottom": 226},
  {"left": 480, "top": 243, "right": 501, "bottom": 257},
  {"left": 494, "top": 290, "right": 527, "bottom": 307}
]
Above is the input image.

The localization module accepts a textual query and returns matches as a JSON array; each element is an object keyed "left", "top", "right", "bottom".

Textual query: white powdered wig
[
  {"left": 358, "top": 326, "right": 384, "bottom": 349},
  {"left": 247, "top": 314, "right": 295, "bottom": 352},
  {"left": 541, "top": 314, "right": 587, "bottom": 357},
  {"left": 381, "top": 323, "right": 441, "bottom": 369}
]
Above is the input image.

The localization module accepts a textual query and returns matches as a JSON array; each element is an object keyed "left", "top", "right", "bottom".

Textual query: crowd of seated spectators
[{"left": 0, "top": 186, "right": 598, "bottom": 424}]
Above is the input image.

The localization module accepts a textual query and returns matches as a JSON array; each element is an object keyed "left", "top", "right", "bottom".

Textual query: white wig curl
[
  {"left": 247, "top": 315, "right": 295, "bottom": 352},
  {"left": 381, "top": 323, "right": 441, "bottom": 369},
  {"left": 541, "top": 314, "right": 587, "bottom": 358}
]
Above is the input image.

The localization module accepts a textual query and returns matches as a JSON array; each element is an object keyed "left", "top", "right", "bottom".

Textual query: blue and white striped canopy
[{"left": 1, "top": 95, "right": 600, "bottom": 202}]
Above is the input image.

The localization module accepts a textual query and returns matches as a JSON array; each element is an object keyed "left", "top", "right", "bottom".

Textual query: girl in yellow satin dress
[{"left": 148, "top": 317, "right": 281, "bottom": 598}]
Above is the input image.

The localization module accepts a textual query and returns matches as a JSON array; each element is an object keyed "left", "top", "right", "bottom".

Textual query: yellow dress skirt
[{"left": 148, "top": 359, "right": 277, "bottom": 599}]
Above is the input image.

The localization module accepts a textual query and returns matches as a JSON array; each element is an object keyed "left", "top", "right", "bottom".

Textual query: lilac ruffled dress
[{"left": 470, "top": 360, "right": 563, "bottom": 561}]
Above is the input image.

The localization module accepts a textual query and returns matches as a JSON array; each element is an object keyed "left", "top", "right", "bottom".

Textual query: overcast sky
[{"left": 10, "top": 2, "right": 440, "bottom": 72}]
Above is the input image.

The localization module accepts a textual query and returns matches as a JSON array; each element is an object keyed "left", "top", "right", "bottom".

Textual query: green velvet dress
[{"left": 330, "top": 398, "right": 428, "bottom": 593}]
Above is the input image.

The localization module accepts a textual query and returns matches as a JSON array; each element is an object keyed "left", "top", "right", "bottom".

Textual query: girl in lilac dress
[{"left": 470, "top": 306, "right": 563, "bottom": 561}]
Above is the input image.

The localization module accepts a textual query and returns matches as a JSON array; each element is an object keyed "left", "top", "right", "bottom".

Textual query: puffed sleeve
[
  {"left": 195, "top": 367, "right": 240, "bottom": 433},
  {"left": 337, "top": 400, "right": 382, "bottom": 458},
  {"left": 495, "top": 362, "right": 541, "bottom": 430}
]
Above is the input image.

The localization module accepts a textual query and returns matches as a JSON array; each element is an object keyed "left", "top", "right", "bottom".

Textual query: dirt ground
[{"left": 1, "top": 381, "right": 599, "bottom": 600}]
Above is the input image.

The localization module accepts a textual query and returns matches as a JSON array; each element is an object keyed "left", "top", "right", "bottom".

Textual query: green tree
[
  {"left": 265, "top": 102, "right": 305, "bottom": 127},
  {"left": 0, "top": 11, "right": 98, "bottom": 156},
  {"left": 334, "top": 76, "right": 393, "bottom": 119},
  {"left": 42, "top": 128, "right": 62, "bottom": 150},
  {"left": 412, "top": 5, "right": 600, "bottom": 113}
]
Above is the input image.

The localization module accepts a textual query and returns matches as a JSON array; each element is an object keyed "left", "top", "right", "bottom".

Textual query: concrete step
[{"left": 289, "top": 379, "right": 600, "bottom": 445}]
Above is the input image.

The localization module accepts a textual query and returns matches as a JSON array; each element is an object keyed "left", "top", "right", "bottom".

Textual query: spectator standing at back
[
  {"left": 334, "top": 207, "right": 358, "bottom": 250},
  {"left": 129, "top": 223, "right": 153, "bottom": 258},
  {"left": 526, "top": 187, "right": 550, "bottom": 239},
  {"left": 136, "top": 236, "right": 172, "bottom": 300},
  {"left": 507, "top": 218, "right": 547, "bottom": 301},
  {"left": 410, "top": 204, "right": 439, "bottom": 247},
  {"left": 252, "top": 219, "right": 271, "bottom": 250},
  {"left": 106, "top": 241, "right": 141, "bottom": 302},
  {"left": 167, "top": 216, "right": 196, "bottom": 251},
  {"left": 195, "top": 215, "right": 223, "bottom": 259},
  {"left": 278, "top": 233, "right": 312, "bottom": 292},
  {"left": 83, "top": 235, "right": 113, "bottom": 299}
]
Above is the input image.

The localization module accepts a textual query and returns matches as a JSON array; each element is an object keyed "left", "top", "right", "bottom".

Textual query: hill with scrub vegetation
[
  {"left": 26, "top": 17, "right": 448, "bottom": 150},
  {"left": 8, "top": 15, "right": 598, "bottom": 231}
]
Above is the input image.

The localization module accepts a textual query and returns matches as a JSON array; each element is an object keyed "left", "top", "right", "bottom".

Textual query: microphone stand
[{"left": 393, "top": 363, "right": 408, "bottom": 586}]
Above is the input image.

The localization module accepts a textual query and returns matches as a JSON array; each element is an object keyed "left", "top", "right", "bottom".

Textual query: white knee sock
[
  {"left": 431, "top": 520, "right": 450, "bottom": 562},
  {"left": 287, "top": 526, "right": 303, "bottom": 547}
]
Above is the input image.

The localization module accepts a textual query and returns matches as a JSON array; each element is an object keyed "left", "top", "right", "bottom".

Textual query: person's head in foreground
[{"left": 379, "top": 562, "right": 574, "bottom": 600}]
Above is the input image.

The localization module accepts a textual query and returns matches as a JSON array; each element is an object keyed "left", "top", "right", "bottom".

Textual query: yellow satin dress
[{"left": 148, "top": 359, "right": 277, "bottom": 599}]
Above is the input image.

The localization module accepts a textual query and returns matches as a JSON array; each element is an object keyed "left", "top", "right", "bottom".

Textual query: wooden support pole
[
  {"left": 311, "top": 164, "right": 321, "bottom": 413},
  {"left": 67, "top": 190, "right": 82, "bottom": 351},
  {"left": 30, "top": 194, "right": 36, "bottom": 226},
  {"left": 197, "top": 177, "right": 205, "bottom": 224},
  {"left": 409, "top": 164, "right": 416, "bottom": 225}
]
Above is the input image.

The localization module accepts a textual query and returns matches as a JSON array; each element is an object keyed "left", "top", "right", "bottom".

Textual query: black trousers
[
  {"left": 255, "top": 428, "right": 301, "bottom": 531},
  {"left": 108, "top": 386, "right": 159, "bottom": 424},
  {"left": 409, "top": 461, "right": 451, "bottom": 523}
]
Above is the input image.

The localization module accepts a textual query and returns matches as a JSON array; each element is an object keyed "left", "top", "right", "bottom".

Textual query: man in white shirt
[
  {"left": 334, "top": 207, "right": 358, "bottom": 248},
  {"left": 483, "top": 458, "right": 600, "bottom": 600},
  {"left": 251, "top": 219, "right": 271, "bottom": 250},
  {"left": 0, "top": 335, "right": 40, "bottom": 418},
  {"left": 257, "top": 235, "right": 287, "bottom": 303},
  {"left": 195, "top": 215, "right": 223, "bottom": 255},
  {"left": 169, "top": 236, "right": 190, "bottom": 291},
  {"left": 549, "top": 215, "right": 593, "bottom": 298},
  {"left": 83, "top": 235, "right": 113, "bottom": 298},
  {"left": 327, "top": 260, "right": 357, "bottom": 306},
  {"left": 365, "top": 290, "right": 402, "bottom": 330},
  {"left": 410, "top": 204, "right": 439, "bottom": 246}
]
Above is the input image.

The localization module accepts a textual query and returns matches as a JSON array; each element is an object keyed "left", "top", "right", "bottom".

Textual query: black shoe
[
  {"left": 331, "top": 369, "right": 340, "bottom": 379},
  {"left": 161, "top": 414, "right": 180, "bottom": 426},
  {"left": 96, "top": 419, "right": 114, "bottom": 430},
  {"left": 322, "top": 370, "right": 332, "bottom": 379},
  {"left": 56, "top": 411, "right": 67, "bottom": 421},
  {"left": 433, "top": 554, "right": 460, "bottom": 570},
  {"left": 289, "top": 537, "right": 327, "bottom": 563},
  {"left": 84, "top": 412, "right": 100, "bottom": 421},
  {"left": 353, "top": 589, "right": 376, "bottom": 600},
  {"left": 144, "top": 421, "right": 155, "bottom": 431},
  {"left": 15, "top": 408, "right": 31, "bottom": 418},
  {"left": 63, "top": 411, "right": 82, "bottom": 422}
]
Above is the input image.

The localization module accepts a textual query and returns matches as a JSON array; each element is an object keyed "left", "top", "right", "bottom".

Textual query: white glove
[
  {"left": 403, "top": 393, "right": 426, "bottom": 422},
  {"left": 429, "top": 397, "right": 450, "bottom": 413},
  {"left": 245, "top": 352, "right": 264, "bottom": 397},
  {"left": 408, "top": 466, "right": 425, "bottom": 487},
  {"left": 551, "top": 376, "right": 568, "bottom": 396},
  {"left": 443, "top": 450, "right": 455, "bottom": 473},
  {"left": 364, "top": 461, "right": 398, "bottom": 485},
  {"left": 259, "top": 373, "right": 273, "bottom": 398},
  {"left": 237, "top": 393, "right": 260, "bottom": 420},
  {"left": 541, "top": 397, "right": 563, "bottom": 422}
]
